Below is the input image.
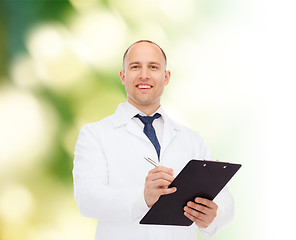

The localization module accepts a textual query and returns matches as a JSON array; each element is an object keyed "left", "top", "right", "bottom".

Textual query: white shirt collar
[
  {"left": 112, "top": 101, "right": 183, "bottom": 131},
  {"left": 122, "top": 101, "right": 165, "bottom": 118}
]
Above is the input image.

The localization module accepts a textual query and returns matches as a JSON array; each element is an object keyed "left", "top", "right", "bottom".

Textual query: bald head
[{"left": 122, "top": 40, "right": 167, "bottom": 70}]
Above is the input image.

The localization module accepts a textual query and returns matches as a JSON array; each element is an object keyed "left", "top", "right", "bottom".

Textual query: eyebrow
[
  {"left": 128, "top": 61, "right": 140, "bottom": 66},
  {"left": 149, "top": 62, "right": 161, "bottom": 66},
  {"left": 128, "top": 61, "right": 161, "bottom": 66}
]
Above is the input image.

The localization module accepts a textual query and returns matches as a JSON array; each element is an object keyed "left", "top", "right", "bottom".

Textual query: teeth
[{"left": 138, "top": 85, "right": 151, "bottom": 89}]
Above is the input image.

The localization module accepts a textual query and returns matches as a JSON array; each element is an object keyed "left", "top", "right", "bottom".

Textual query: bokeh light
[
  {"left": 70, "top": 10, "right": 128, "bottom": 70},
  {"left": 26, "top": 23, "right": 88, "bottom": 90},
  {"left": 0, "top": 88, "right": 56, "bottom": 178},
  {"left": 0, "top": 183, "right": 34, "bottom": 224}
]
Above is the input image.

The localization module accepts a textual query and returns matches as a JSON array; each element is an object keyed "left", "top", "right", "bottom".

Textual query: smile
[{"left": 136, "top": 84, "right": 152, "bottom": 89}]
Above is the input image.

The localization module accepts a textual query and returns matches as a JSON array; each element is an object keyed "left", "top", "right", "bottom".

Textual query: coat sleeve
[{"left": 72, "top": 124, "right": 149, "bottom": 222}]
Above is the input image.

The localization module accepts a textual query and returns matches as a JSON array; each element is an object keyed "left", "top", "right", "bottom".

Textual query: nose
[{"left": 139, "top": 67, "right": 150, "bottom": 80}]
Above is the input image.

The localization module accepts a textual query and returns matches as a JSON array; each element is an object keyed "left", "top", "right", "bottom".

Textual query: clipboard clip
[{"left": 202, "top": 159, "right": 229, "bottom": 169}]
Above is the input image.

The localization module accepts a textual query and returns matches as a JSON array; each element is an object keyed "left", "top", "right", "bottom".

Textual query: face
[{"left": 120, "top": 42, "right": 171, "bottom": 113}]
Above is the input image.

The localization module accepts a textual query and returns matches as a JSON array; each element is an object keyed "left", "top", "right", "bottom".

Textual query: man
[{"left": 73, "top": 40, "right": 234, "bottom": 239}]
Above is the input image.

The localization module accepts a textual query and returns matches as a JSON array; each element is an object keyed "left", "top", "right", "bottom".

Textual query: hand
[
  {"left": 144, "top": 166, "right": 177, "bottom": 207},
  {"left": 184, "top": 197, "right": 218, "bottom": 228}
]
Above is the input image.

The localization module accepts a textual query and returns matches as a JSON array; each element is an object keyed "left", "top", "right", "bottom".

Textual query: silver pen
[{"left": 144, "top": 157, "right": 159, "bottom": 167}]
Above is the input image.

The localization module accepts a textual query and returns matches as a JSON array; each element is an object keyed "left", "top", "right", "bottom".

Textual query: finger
[
  {"left": 186, "top": 199, "right": 218, "bottom": 224},
  {"left": 195, "top": 197, "right": 218, "bottom": 210},
  {"left": 188, "top": 200, "right": 218, "bottom": 219},
  {"left": 148, "top": 179, "right": 173, "bottom": 189},
  {"left": 187, "top": 201, "right": 210, "bottom": 215},
  {"left": 148, "top": 186, "right": 177, "bottom": 197},
  {"left": 183, "top": 207, "right": 209, "bottom": 228},
  {"left": 146, "top": 172, "right": 175, "bottom": 183},
  {"left": 157, "top": 186, "right": 177, "bottom": 196},
  {"left": 184, "top": 205, "right": 213, "bottom": 226},
  {"left": 184, "top": 211, "right": 208, "bottom": 228},
  {"left": 184, "top": 206, "right": 205, "bottom": 219},
  {"left": 148, "top": 166, "right": 174, "bottom": 176}
]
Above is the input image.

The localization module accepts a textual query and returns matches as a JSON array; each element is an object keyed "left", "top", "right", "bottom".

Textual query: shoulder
[
  {"left": 165, "top": 114, "right": 211, "bottom": 158},
  {"left": 82, "top": 114, "right": 114, "bottom": 130},
  {"left": 78, "top": 103, "right": 130, "bottom": 137},
  {"left": 180, "top": 124, "right": 211, "bottom": 159},
  {"left": 182, "top": 125, "right": 207, "bottom": 147},
  {"left": 78, "top": 114, "right": 115, "bottom": 138},
  {"left": 166, "top": 114, "right": 204, "bottom": 140}
]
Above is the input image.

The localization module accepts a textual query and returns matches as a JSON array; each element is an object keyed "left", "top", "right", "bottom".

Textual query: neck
[{"left": 127, "top": 99, "right": 160, "bottom": 116}]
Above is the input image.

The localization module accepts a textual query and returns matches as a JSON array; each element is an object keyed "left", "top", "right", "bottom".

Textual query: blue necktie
[{"left": 135, "top": 113, "right": 161, "bottom": 159}]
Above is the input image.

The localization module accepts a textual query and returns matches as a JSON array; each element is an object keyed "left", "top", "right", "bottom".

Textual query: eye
[
  {"left": 131, "top": 65, "right": 139, "bottom": 70},
  {"left": 151, "top": 65, "right": 158, "bottom": 70}
]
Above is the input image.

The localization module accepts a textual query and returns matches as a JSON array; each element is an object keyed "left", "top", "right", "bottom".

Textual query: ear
[
  {"left": 120, "top": 70, "right": 125, "bottom": 85},
  {"left": 164, "top": 70, "right": 171, "bottom": 86}
]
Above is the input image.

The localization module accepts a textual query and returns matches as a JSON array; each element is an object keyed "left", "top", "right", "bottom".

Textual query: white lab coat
[{"left": 73, "top": 103, "right": 234, "bottom": 240}]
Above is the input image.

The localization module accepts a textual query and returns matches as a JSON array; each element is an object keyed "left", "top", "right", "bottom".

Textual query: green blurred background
[{"left": 0, "top": 0, "right": 295, "bottom": 239}]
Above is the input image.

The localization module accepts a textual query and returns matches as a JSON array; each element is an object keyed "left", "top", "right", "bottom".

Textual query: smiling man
[
  {"left": 120, "top": 41, "right": 170, "bottom": 116},
  {"left": 73, "top": 40, "right": 234, "bottom": 240}
]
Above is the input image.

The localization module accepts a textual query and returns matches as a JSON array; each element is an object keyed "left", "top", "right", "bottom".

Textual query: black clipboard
[{"left": 140, "top": 159, "right": 241, "bottom": 226}]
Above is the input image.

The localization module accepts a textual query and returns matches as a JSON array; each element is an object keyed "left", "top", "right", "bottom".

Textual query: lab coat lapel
[
  {"left": 125, "top": 120, "right": 148, "bottom": 142},
  {"left": 112, "top": 103, "right": 148, "bottom": 142},
  {"left": 161, "top": 115, "right": 182, "bottom": 158}
]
